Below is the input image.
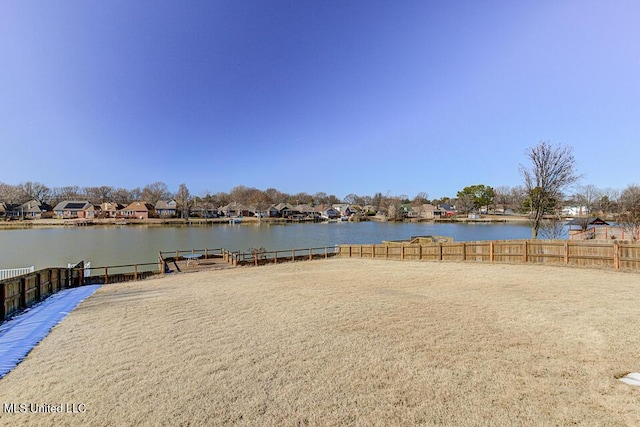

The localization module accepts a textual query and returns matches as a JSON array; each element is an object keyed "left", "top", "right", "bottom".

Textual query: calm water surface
[{"left": 0, "top": 222, "right": 533, "bottom": 269}]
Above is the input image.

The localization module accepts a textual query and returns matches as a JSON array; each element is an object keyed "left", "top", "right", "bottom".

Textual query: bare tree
[
  {"left": 595, "top": 188, "right": 620, "bottom": 217},
  {"left": 288, "top": 192, "right": 313, "bottom": 205},
  {"left": 265, "top": 188, "right": 287, "bottom": 205},
  {"left": 0, "top": 182, "right": 22, "bottom": 203},
  {"left": 520, "top": 141, "right": 580, "bottom": 238},
  {"left": 573, "top": 184, "right": 599, "bottom": 216},
  {"left": 372, "top": 192, "right": 384, "bottom": 212},
  {"left": 455, "top": 193, "right": 475, "bottom": 215},
  {"left": 83, "top": 186, "right": 114, "bottom": 204},
  {"left": 509, "top": 186, "right": 527, "bottom": 213},
  {"left": 175, "top": 183, "right": 191, "bottom": 219},
  {"left": 248, "top": 189, "right": 272, "bottom": 221},
  {"left": 52, "top": 186, "right": 82, "bottom": 204},
  {"left": 112, "top": 188, "right": 134, "bottom": 204},
  {"left": 129, "top": 187, "right": 142, "bottom": 202},
  {"left": 386, "top": 196, "right": 405, "bottom": 221},
  {"left": 538, "top": 214, "right": 567, "bottom": 239},
  {"left": 413, "top": 192, "right": 430, "bottom": 205},
  {"left": 229, "top": 185, "right": 255, "bottom": 205},
  {"left": 494, "top": 186, "right": 511, "bottom": 212},
  {"left": 343, "top": 193, "right": 359, "bottom": 205},
  {"left": 141, "top": 182, "right": 172, "bottom": 205},
  {"left": 616, "top": 184, "right": 640, "bottom": 242},
  {"left": 19, "top": 181, "right": 51, "bottom": 203}
]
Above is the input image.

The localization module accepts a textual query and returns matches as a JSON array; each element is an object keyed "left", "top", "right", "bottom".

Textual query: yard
[{"left": 1, "top": 258, "right": 639, "bottom": 426}]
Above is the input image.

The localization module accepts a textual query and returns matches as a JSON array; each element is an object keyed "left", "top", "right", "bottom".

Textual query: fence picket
[{"left": 0, "top": 266, "right": 35, "bottom": 281}]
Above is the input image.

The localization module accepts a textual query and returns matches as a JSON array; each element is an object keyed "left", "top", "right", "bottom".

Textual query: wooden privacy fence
[
  {"left": 339, "top": 240, "right": 640, "bottom": 272},
  {"left": 1, "top": 260, "right": 163, "bottom": 322},
  {"left": 1, "top": 264, "right": 76, "bottom": 321}
]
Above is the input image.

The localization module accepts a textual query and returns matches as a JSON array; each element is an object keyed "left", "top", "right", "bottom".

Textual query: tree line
[
  {"left": 1, "top": 178, "right": 636, "bottom": 220},
  {"left": 1, "top": 141, "right": 639, "bottom": 239}
]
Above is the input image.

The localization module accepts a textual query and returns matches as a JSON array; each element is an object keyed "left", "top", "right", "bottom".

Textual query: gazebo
[{"left": 567, "top": 217, "right": 610, "bottom": 240}]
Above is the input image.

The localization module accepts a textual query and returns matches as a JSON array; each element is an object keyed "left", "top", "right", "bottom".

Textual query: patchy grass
[{"left": 1, "top": 259, "right": 640, "bottom": 426}]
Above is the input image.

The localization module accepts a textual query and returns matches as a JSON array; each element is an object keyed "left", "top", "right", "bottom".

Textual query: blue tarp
[{"left": 0, "top": 285, "right": 100, "bottom": 378}]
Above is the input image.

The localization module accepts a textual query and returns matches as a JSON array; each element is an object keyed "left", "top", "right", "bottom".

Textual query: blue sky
[{"left": 2, "top": 0, "right": 639, "bottom": 200}]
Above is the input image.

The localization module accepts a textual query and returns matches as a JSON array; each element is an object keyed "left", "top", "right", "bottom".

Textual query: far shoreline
[{"left": 0, "top": 214, "right": 532, "bottom": 229}]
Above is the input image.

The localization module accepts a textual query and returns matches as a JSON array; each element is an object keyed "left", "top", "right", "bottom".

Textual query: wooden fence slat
[{"left": 332, "top": 240, "right": 640, "bottom": 273}]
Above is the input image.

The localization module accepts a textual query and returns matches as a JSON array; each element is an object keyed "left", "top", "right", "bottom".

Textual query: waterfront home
[
  {"left": 267, "top": 205, "right": 281, "bottom": 217},
  {"left": 119, "top": 202, "right": 154, "bottom": 220},
  {"left": 53, "top": 201, "right": 96, "bottom": 219},
  {"left": 270, "top": 203, "right": 295, "bottom": 217},
  {"left": 2, "top": 200, "right": 51, "bottom": 220},
  {"left": 155, "top": 200, "right": 178, "bottom": 218},
  {"left": 220, "top": 202, "right": 253, "bottom": 218},
  {"left": 1, "top": 203, "right": 19, "bottom": 219},
  {"left": 562, "top": 206, "right": 590, "bottom": 217},
  {"left": 99, "top": 202, "right": 124, "bottom": 218},
  {"left": 20, "top": 200, "right": 51, "bottom": 219},
  {"left": 189, "top": 201, "right": 219, "bottom": 218},
  {"left": 413, "top": 204, "right": 445, "bottom": 219},
  {"left": 332, "top": 204, "right": 353, "bottom": 217},
  {"left": 295, "top": 204, "right": 320, "bottom": 218},
  {"left": 437, "top": 203, "right": 457, "bottom": 217},
  {"left": 321, "top": 207, "right": 340, "bottom": 219}
]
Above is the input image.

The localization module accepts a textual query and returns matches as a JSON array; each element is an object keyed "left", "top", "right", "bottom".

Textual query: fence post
[
  {"left": 104, "top": 267, "right": 109, "bottom": 285},
  {"left": 349, "top": 245, "right": 352, "bottom": 257},
  {"left": 254, "top": 253, "right": 258, "bottom": 266},
  {"left": 1, "top": 282, "right": 6, "bottom": 321},
  {"left": 614, "top": 243, "right": 620, "bottom": 270},
  {"left": 325, "top": 247, "right": 328, "bottom": 259},
  {"left": 205, "top": 248, "right": 209, "bottom": 259},
  {"left": 274, "top": 251, "right": 278, "bottom": 264},
  {"left": 462, "top": 243, "right": 466, "bottom": 261},
  {"left": 418, "top": 244, "right": 422, "bottom": 260},
  {"left": 385, "top": 245, "right": 389, "bottom": 259},
  {"left": 134, "top": 265, "right": 138, "bottom": 281},
  {"left": 292, "top": 249, "right": 295, "bottom": 262},
  {"left": 401, "top": 245, "right": 405, "bottom": 260},
  {"left": 19, "top": 277, "right": 26, "bottom": 310},
  {"left": 523, "top": 241, "right": 528, "bottom": 263},
  {"left": 36, "top": 272, "right": 42, "bottom": 302},
  {"left": 564, "top": 242, "right": 569, "bottom": 265},
  {"left": 309, "top": 248, "right": 313, "bottom": 261},
  {"left": 439, "top": 243, "right": 443, "bottom": 261},
  {"left": 490, "top": 241, "right": 494, "bottom": 263}
]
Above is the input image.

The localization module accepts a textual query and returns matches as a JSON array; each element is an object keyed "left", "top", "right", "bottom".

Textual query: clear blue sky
[{"left": 2, "top": 0, "right": 639, "bottom": 200}]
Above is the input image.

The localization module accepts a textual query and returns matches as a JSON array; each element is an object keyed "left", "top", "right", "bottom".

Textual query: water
[{"left": 0, "top": 222, "right": 533, "bottom": 269}]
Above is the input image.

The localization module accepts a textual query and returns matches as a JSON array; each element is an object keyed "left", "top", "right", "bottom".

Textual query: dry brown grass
[{"left": 1, "top": 258, "right": 640, "bottom": 426}]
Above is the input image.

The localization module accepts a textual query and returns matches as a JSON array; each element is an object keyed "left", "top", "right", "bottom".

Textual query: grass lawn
[{"left": 1, "top": 258, "right": 639, "bottom": 426}]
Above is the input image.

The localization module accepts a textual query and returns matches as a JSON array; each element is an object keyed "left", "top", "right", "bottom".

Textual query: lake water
[{"left": 0, "top": 222, "right": 534, "bottom": 269}]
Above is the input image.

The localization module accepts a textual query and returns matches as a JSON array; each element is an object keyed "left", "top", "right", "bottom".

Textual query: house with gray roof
[
  {"left": 53, "top": 201, "right": 95, "bottom": 219},
  {"left": 155, "top": 200, "right": 178, "bottom": 218}
]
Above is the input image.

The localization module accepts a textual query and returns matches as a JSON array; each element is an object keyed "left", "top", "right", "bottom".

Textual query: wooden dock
[
  {"left": 158, "top": 246, "right": 339, "bottom": 271},
  {"left": 165, "top": 255, "right": 235, "bottom": 273}
]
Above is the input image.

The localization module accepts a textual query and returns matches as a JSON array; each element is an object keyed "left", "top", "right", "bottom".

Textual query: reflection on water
[{"left": 0, "top": 222, "right": 533, "bottom": 269}]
